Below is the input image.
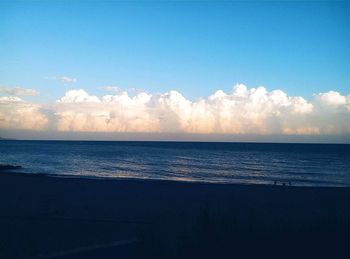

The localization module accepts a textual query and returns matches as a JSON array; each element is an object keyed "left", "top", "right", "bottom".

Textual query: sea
[{"left": 0, "top": 140, "right": 349, "bottom": 187}]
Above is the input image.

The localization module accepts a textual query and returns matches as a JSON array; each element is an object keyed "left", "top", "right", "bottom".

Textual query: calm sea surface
[{"left": 0, "top": 140, "right": 349, "bottom": 187}]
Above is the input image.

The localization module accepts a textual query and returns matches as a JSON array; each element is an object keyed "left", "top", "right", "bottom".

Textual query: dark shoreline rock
[{"left": 0, "top": 164, "right": 22, "bottom": 171}]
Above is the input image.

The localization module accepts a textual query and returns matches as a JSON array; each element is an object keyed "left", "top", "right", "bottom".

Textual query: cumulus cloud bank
[
  {"left": 1, "top": 84, "right": 349, "bottom": 135},
  {"left": 0, "top": 96, "right": 48, "bottom": 130}
]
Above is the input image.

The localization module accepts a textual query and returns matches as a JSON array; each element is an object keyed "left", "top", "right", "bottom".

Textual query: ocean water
[{"left": 0, "top": 140, "right": 349, "bottom": 187}]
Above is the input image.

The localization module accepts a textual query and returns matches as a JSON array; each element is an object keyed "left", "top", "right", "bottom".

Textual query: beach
[{"left": 1, "top": 172, "right": 350, "bottom": 258}]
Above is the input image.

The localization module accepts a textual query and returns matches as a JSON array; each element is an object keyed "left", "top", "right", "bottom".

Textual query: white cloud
[
  {"left": 101, "top": 86, "right": 120, "bottom": 92},
  {"left": 1, "top": 84, "right": 349, "bottom": 135},
  {"left": 100, "top": 85, "right": 146, "bottom": 96},
  {"left": 0, "top": 86, "right": 39, "bottom": 96},
  {"left": 0, "top": 96, "right": 23, "bottom": 102},
  {"left": 51, "top": 84, "right": 350, "bottom": 135},
  {"left": 0, "top": 97, "right": 48, "bottom": 130},
  {"left": 314, "top": 91, "right": 347, "bottom": 106},
  {"left": 57, "top": 89, "right": 100, "bottom": 103},
  {"left": 47, "top": 76, "right": 77, "bottom": 83}
]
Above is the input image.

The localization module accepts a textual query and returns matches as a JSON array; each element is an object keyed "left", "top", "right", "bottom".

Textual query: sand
[{"left": 0, "top": 172, "right": 349, "bottom": 258}]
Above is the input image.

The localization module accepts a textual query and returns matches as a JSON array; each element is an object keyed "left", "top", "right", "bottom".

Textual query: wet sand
[{"left": 0, "top": 172, "right": 349, "bottom": 258}]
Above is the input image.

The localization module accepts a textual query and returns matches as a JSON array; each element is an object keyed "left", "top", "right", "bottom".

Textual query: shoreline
[
  {"left": 2, "top": 169, "right": 349, "bottom": 188},
  {"left": 1, "top": 171, "right": 350, "bottom": 258}
]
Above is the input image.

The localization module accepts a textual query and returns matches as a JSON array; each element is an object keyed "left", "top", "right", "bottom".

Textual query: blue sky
[{"left": 1, "top": 0, "right": 349, "bottom": 103}]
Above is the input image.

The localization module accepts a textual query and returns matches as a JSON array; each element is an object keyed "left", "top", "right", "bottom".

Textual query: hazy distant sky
[{"left": 0, "top": 1, "right": 349, "bottom": 141}]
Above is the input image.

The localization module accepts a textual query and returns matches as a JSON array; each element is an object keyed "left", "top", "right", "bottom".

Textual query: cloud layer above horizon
[{"left": 1, "top": 84, "right": 350, "bottom": 135}]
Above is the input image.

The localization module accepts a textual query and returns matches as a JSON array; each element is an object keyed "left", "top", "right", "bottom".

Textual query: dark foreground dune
[{"left": 0, "top": 172, "right": 350, "bottom": 258}]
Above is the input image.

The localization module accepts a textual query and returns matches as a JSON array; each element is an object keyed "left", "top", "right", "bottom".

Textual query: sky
[{"left": 0, "top": 0, "right": 349, "bottom": 142}]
